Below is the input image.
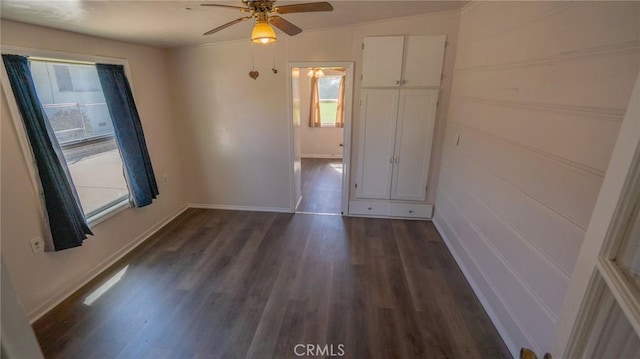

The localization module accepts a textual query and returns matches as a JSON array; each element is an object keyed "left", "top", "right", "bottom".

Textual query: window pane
[
  {"left": 318, "top": 76, "right": 340, "bottom": 100},
  {"left": 613, "top": 192, "right": 640, "bottom": 292},
  {"left": 53, "top": 65, "right": 73, "bottom": 92},
  {"left": 30, "top": 61, "right": 129, "bottom": 217},
  {"left": 320, "top": 101, "right": 337, "bottom": 126},
  {"left": 586, "top": 287, "right": 640, "bottom": 358},
  {"left": 70, "top": 66, "right": 102, "bottom": 92}
]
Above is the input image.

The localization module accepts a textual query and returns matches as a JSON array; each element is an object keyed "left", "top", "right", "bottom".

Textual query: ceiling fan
[{"left": 201, "top": 0, "right": 333, "bottom": 44}]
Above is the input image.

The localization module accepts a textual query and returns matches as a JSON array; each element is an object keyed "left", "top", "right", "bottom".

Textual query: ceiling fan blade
[
  {"left": 203, "top": 16, "right": 251, "bottom": 35},
  {"left": 200, "top": 3, "right": 249, "bottom": 11},
  {"left": 274, "top": 2, "right": 333, "bottom": 14},
  {"left": 269, "top": 16, "right": 303, "bottom": 36}
]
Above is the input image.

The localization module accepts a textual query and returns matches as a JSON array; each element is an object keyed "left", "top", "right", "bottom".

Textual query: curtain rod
[{"left": 28, "top": 56, "right": 95, "bottom": 66}]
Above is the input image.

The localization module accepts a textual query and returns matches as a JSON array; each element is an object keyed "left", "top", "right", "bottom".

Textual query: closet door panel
[
  {"left": 361, "top": 36, "right": 404, "bottom": 87},
  {"left": 356, "top": 89, "right": 398, "bottom": 199},
  {"left": 391, "top": 89, "right": 439, "bottom": 201},
  {"left": 403, "top": 35, "right": 446, "bottom": 87}
]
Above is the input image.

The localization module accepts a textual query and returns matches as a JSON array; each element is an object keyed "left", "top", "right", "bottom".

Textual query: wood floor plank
[
  {"left": 297, "top": 158, "right": 343, "bottom": 214},
  {"left": 272, "top": 299, "right": 307, "bottom": 359},
  {"left": 245, "top": 215, "right": 315, "bottom": 359},
  {"left": 349, "top": 218, "right": 367, "bottom": 265},
  {"left": 344, "top": 264, "right": 375, "bottom": 359},
  {"left": 375, "top": 308, "right": 403, "bottom": 359},
  {"left": 33, "top": 209, "right": 510, "bottom": 358}
]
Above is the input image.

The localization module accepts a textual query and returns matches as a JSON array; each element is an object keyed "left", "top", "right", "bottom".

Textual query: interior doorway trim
[{"left": 286, "top": 61, "right": 354, "bottom": 215}]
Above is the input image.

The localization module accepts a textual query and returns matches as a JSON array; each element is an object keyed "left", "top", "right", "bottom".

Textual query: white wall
[
  {"left": 0, "top": 20, "right": 187, "bottom": 320},
  {"left": 169, "top": 10, "right": 461, "bottom": 208},
  {"left": 433, "top": 1, "right": 640, "bottom": 356},
  {"left": 169, "top": 41, "right": 292, "bottom": 211},
  {"left": 298, "top": 70, "right": 344, "bottom": 158},
  {"left": 300, "top": 125, "right": 343, "bottom": 158}
]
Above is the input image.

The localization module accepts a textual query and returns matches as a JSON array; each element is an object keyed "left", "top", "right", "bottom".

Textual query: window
[
  {"left": 318, "top": 76, "right": 342, "bottom": 127},
  {"left": 30, "top": 60, "right": 129, "bottom": 218}
]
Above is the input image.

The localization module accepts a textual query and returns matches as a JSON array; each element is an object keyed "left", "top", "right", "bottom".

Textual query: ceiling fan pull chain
[
  {"left": 249, "top": 42, "right": 260, "bottom": 80},
  {"left": 272, "top": 41, "right": 278, "bottom": 74},
  {"left": 251, "top": 41, "right": 255, "bottom": 70}
]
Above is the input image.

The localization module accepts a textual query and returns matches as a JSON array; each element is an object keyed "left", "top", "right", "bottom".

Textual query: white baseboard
[
  {"left": 433, "top": 216, "right": 518, "bottom": 358},
  {"left": 27, "top": 203, "right": 189, "bottom": 323},
  {"left": 188, "top": 203, "right": 293, "bottom": 214},
  {"left": 301, "top": 154, "right": 343, "bottom": 159}
]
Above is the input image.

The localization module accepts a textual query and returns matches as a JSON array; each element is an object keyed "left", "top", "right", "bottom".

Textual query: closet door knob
[
  {"left": 401, "top": 80, "right": 406, "bottom": 85},
  {"left": 395, "top": 80, "right": 400, "bottom": 85}
]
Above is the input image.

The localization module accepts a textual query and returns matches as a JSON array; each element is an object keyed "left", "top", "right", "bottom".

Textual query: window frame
[{"left": 0, "top": 45, "right": 136, "bottom": 227}]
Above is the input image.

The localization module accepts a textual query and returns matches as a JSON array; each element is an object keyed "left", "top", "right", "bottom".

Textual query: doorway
[{"left": 287, "top": 62, "right": 354, "bottom": 215}]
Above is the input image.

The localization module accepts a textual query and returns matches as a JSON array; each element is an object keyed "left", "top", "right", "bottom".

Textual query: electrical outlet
[
  {"left": 163, "top": 174, "right": 169, "bottom": 185},
  {"left": 30, "top": 237, "right": 44, "bottom": 255}
]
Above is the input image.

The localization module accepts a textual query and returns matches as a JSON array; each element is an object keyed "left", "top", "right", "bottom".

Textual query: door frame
[
  {"left": 551, "top": 72, "right": 640, "bottom": 357},
  {"left": 286, "top": 61, "right": 355, "bottom": 215}
]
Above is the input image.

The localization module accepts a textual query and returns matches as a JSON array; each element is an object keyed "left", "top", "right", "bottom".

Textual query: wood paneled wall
[{"left": 434, "top": 1, "right": 640, "bottom": 355}]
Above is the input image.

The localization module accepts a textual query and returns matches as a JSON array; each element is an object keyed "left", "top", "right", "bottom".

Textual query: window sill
[
  {"left": 317, "top": 124, "right": 338, "bottom": 128},
  {"left": 87, "top": 198, "right": 130, "bottom": 228}
]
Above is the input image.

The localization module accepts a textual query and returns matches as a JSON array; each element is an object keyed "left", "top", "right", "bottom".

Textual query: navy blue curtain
[
  {"left": 2, "top": 54, "right": 92, "bottom": 251},
  {"left": 96, "top": 64, "right": 158, "bottom": 207}
]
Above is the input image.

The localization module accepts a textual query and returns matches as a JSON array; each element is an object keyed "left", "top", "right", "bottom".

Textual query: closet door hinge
[
  {"left": 355, "top": 183, "right": 358, "bottom": 188},
  {"left": 359, "top": 99, "right": 362, "bottom": 106},
  {"left": 362, "top": 43, "right": 365, "bottom": 50}
]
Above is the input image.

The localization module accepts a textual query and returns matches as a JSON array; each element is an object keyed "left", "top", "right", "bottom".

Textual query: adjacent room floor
[
  {"left": 297, "top": 158, "right": 343, "bottom": 214},
  {"left": 33, "top": 209, "right": 510, "bottom": 358}
]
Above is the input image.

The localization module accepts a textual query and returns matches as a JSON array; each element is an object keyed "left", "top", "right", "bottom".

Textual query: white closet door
[
  {"left": 390, "top": 89, "right": 438, "bottom": 201},
  {"left": 355, "top": 89, "right": 398, "bottom": 199},
  {"left": 402, "top": 35, "right": 446, "bottom": 87},
  {"left": 361, "top": 36, "right": 404, "bottom": 87}
]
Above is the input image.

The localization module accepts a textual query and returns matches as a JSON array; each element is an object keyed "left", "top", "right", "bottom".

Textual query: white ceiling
[{"left": 1, "top": 1, "right": 467, "bottom": 48}]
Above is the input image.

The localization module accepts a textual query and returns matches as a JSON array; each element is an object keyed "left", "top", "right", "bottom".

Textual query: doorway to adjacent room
[{"left": 287, "top": 62, "right": 354, "bottom": 215}]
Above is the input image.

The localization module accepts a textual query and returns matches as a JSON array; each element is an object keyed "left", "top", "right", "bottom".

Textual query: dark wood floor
[
  {"left": 33, "top": 209, "right": 510, "bottom": 359},
  {"left": 297, "top": 158, "right": 343, "bottom": 214}
]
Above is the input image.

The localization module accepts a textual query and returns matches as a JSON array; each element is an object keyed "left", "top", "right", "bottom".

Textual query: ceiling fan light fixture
[
  {"left": 201, "top": 1, "right": 332, "bottom": 39},
  {"left": 307, "top": 68, "right": 325, "bottom": 78},
  {"left": 251, "top": 20, "right": 277, "bottom": 44}
]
